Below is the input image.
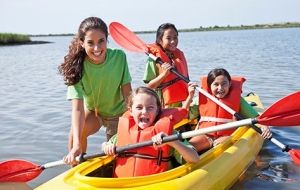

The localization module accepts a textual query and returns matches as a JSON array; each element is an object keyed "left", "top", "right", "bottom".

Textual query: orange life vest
[
  {"left": 115, "top": 108, "right": 188, "bottom": 178},
  {"left": 198, "top": 77, "right": 246, "bottom": 138},
  {"left": 147, "top": 44, "right": 189, "bottom": 105}
]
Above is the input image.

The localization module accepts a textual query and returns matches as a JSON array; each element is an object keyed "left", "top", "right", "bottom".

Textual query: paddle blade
[
  {"left": 289, "top": 149, "right": 300, "bottom": 165},
  {"left": 0, "top": 159, "right": 42, "bottom": 182},
  {"left": 257, "top": 91, "right": 300, "bottom": 126},
  {"left": 109, "top": 22, "right": 148, "bottom": 53}
]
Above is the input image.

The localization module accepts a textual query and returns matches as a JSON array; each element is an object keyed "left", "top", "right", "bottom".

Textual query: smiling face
[
  {"left": 157, "top": 28, "right": 178, "bottom": 55},
  {"left": 80, "top": 29, "right": 107, "bottom": 64},
  {"left": 128, "top": 93, "right": 159, "bottom": 129},
  {"left": 210, "top": 75, "right": 231, "bottom": 99}
]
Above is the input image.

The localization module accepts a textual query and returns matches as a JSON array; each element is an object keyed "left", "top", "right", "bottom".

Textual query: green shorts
[{"left": 96, "top": 113, "right": 123, "bottom": 136}]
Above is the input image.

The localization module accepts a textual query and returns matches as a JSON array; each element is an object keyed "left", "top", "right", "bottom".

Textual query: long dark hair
[{"left": 58, "top": 17, "right": 108, "bottom": 86}]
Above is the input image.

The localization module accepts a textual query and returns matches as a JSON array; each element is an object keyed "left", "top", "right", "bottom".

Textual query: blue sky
[{"left": 0, "top": 0, "right": 299, "bottom": 35}]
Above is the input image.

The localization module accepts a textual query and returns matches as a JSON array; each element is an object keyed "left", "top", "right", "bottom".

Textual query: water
[{"left": 1, "top": 28, "right": 300, "bottom": 189}]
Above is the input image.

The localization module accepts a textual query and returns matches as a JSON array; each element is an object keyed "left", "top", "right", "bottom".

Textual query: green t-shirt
[
  {"left": 108, "top": 129, "right": 194, "bottom": 169},
  {"left": 67, "top": 48, "right": 132, "bottom": 116},
  {"left": 188, "top": 96, "right": 258, "bottom": 120}
]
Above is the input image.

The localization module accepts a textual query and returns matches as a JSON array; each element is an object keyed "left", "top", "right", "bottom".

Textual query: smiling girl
[
  {"left": 59, "top": 17, "right": 132, "bottom": 166},
  {"left": 101, "top": 86, "right": 198, "bottom": 178},
  {"left": 183, "top": 68, "right": 272, "bottom": 152},
  {"left": 143, "top": 23, "right": 189, "bottom": 108}
]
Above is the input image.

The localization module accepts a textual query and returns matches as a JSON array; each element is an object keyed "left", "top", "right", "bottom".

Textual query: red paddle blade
[
  {"left": 0, "top": 159, "right": 42, "bottom": 182},
  {"left": 257, "top": 91, "right": 300, "bottom": 126},
  {"left": 289, "top": 149, "right": 300, "bottom": 165},
  {"left": 109, "top": 22, "right": 148, "bottom": 53}
]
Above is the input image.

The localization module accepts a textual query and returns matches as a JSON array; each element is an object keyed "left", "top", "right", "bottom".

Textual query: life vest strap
[
  {"left": 156, "top": 77, "right": 181, "bottom": 90},
  {"left": 118, "top": 151, "right": 171, "bottom": 165},
  {"left": 200, "top": 116, "right": 234, "bottom": 123}
]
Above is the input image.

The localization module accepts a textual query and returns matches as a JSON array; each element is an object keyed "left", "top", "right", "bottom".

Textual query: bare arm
[
  {"left": 121, "top": 82, "right": 132, "bottom": 100},
  {"left": 63, "top": 99, "right": 85, "bottom": 164},
  {"left": 152, "top": 132, "right": 199, "bottom": 164},
  {"left": 146, "top": 63, "right": 172, "bottom": 89}
]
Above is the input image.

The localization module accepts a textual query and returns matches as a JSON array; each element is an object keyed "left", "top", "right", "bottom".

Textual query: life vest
[
  {"left": 147, "top": 44, "right": 189, "bottom": 105},
  {"left": 198, "top": 76, "right": 245, "bottom": 138},
  {"left": 115, "top": 108, "right": 188, "bottom": 178}
]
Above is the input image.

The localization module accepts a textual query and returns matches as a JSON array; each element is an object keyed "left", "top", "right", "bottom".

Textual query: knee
[{"left": 81, "top": 125, "right": 100, "bottom": 138}]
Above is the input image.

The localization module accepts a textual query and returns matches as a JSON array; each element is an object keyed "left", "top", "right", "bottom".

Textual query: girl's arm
[
  {"left": 63, "top": 99, "right": 85, "bottom": 165},
  {"left": 152, "top": 132, "right": 199, "bottom": 164},
  {"left": 146, "top": 62, "right": 172, "bottom": 89},
  {"left": 239, "top": 97, "right": 272, "bottom": 139},
  {"left": 121, "top": 82, "right": 132, "bottom": 100}
]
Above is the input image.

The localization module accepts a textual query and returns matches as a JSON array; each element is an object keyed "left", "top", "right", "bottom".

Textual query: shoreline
[
  {"left": 0, "top": 40, "right": 53, "bottom": 46},
  {"left": 1, "top": 22, "right": 299, "bottom": 45},
  {"left": 31, "top": 21, "right": 300, "bottom": 36}
]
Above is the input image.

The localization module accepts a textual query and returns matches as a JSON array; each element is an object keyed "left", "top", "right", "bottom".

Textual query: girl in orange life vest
[
  {"left": 143, "top": 23, "right": 189, "bottom": 108},
  {"left": 101, "top": 86, "right": 198, "bottom": 178},
  {"left": 183, "top": 68, "right": 272, "bottom": 153}
]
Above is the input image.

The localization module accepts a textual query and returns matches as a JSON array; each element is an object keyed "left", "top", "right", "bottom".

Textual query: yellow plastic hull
[{"left": 35, "top": 93, "right": 264, "bottom": 190}]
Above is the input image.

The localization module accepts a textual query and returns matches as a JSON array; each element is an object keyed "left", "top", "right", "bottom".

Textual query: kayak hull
[{"left": 35, "top": 93, "right": 265, "bottom": 190}]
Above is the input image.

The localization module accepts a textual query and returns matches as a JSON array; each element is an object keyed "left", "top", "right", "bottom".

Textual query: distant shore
[
  {"left": 0, "top": 33, "right": 52, "bottom": 46},
  {"left": 31, "top": 22, "right": 300, "bottom": 36},
  {"left": 0, "top": 40, "right": 52, "bottom": 46},
  {"left": 136, "top": 22, "right": 300, "bottom": 34},
  {"left": 1, "top": 22, "right": 299, "bottom": 45}
]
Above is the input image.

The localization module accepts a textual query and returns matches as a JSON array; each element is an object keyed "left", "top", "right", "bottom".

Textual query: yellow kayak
[{"left": 35, "top": 93, "right": 265, "bottom": 190}]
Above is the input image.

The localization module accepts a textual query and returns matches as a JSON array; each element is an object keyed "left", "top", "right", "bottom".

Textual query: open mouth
[{"left": 139, "top": 117, "right": 150, "bottom": 123}]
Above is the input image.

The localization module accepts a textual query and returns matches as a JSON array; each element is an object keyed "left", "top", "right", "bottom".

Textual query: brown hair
[
  {"left": 58, "top": 17, "right": 108, "bottom": 86},
  {"left": 126, "top": 86, "right": 162, "bottom": 117}
]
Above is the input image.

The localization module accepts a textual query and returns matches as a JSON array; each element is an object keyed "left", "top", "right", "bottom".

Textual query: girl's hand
[
  {"left": 63, "top": 145, "right": 81, "bottom": 166},
  {"left": 161, "top": 63, "right": 172, "bottom": 76},
  {"left": 152, "top": 132, "right": 168, "bottom": 148},
  {"left": 188, "top": 82, "right": 197, "bottom": 97},
  {"left": 260, "top": 125, "right": 272, "bottom": 139},
  {"left": 101, "top": 141, "right": 117, "bottom": 156}
]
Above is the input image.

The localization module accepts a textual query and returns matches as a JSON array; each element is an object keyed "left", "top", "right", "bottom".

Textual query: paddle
[
  {"left": 1, "top": 92, "right": 300, "bottom": 183},
  {"left": 109, "top": 22, "right": 300, "bottom": 165},
  {"left": 0, "top": 122, "right": 246, "bottom": 183}
]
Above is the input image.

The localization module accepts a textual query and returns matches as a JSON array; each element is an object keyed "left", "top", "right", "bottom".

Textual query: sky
[{"left": 0, "top": 0, "right": 299, "bottom": 35}]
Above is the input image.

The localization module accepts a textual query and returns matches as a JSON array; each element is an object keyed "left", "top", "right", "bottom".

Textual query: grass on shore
[{"left": 0, "top": 33, "right": 31, "bottom": 45}]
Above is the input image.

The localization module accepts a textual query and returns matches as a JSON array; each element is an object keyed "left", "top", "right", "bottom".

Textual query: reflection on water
[{"left": 1, "top": 28, "right": 300, "bottom": 189}]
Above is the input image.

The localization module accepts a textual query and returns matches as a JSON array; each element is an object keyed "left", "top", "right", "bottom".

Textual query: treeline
[{"left": 135, "top": 22, "right": 300, "bottom": 34}]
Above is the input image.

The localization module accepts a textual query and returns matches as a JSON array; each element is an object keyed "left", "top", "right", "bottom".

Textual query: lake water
[{"left": 1, "top": 27, "right": 300, "bottom": 189}]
